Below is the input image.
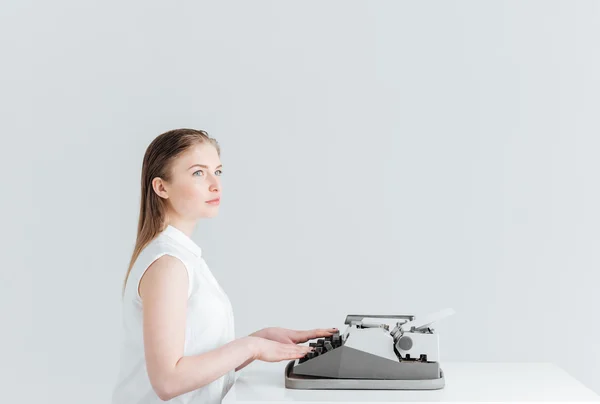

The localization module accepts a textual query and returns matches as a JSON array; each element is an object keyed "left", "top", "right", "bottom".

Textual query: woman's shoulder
[
  {"left": 127, "top": 233, "right": 196, "bottom": 300},
  {"left": 140, "top": 232, "right": 190, "bottom": 262}
]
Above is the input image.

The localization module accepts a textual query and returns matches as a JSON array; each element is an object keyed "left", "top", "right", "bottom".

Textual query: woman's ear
[{"left": 151, "top": 177, "right": 169, "bottom": 199}]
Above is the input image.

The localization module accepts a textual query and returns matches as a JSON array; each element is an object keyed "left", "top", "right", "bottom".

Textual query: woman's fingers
[
  {"left": 293, "top": 345, "right": 312, "bottom": 354},
  {"left": 271, "top": 340, "right": 313, "bottom": 361},
  {"left": 296, "top": 328, "right": 337, "bottom": 342},
  {"left": 312, "top": 328, "right": 338, "bottom": 338},
  {"left": 293, "top": 350, "right": 307, "bottom": 358},
  {"left": 287, "top": 344, "right": 312, "bottom": 358},
  {"left": 283, "top": 348, "right": 309, "bottom": 359}
]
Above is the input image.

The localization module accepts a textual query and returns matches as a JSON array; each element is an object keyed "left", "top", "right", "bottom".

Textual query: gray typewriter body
[{"left": 285, "top": 308, "right": 454, "bottom": 390}]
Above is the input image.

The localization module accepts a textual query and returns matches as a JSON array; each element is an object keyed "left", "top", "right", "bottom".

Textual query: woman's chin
[{"left": 199, "top": 208, "right": 220, "bottom": 218}]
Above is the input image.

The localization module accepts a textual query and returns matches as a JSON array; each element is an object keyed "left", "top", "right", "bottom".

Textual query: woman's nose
[{"left": 209, "top": 180, "right": 220, "bottom": 192}]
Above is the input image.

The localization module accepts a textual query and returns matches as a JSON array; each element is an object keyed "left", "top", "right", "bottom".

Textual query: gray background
[{"left": 1, "top": 0, "right": 599, "bottom": 402}]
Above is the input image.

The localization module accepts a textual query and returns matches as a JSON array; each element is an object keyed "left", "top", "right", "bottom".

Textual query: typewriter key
[{"left": 332, "top": 335, "right": 340, "bottom": 346}]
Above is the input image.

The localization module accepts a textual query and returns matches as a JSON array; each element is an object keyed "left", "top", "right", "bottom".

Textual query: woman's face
[{"left": 159, "top": 143, "right": 222, "bottom": 220}]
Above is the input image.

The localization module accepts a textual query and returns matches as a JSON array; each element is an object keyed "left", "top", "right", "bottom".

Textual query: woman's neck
[{"left": 166, "top": 217, "right": 197, "bottom": 237}]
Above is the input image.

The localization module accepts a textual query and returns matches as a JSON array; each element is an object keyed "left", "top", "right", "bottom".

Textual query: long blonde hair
[{"left": 122, "top": 128, "right": 220, "bottom": 296}]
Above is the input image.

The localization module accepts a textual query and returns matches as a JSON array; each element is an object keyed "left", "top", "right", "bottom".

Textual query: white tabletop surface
[{"left": 223, "top": 361, "right": 600, "bottom": 403}]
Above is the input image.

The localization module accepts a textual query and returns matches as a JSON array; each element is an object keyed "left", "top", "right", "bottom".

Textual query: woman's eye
[
  {"left": 193, "top": 170, "right": 204, "bottom": 177},
  {"left": 215, "top": 169, "right": 222, "bottom": 176}
]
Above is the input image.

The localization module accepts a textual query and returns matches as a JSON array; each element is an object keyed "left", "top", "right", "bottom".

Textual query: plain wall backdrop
[{"left": 1, "top": 1, "right": 599, "bottom": 402}]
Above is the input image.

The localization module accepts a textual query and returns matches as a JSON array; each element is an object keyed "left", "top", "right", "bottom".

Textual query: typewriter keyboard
[{"left": 298, "top": 330, "right": 344, "bottom": 364}]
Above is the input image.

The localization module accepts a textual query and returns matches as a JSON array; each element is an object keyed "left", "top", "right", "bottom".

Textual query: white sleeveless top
[{"left": 112, "top": 225, "right": 236, "bottom": 404}]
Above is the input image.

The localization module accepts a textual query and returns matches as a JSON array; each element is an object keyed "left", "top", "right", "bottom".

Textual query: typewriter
[{"left": 285, "top": 308, "right": 455, "bottom": 390}]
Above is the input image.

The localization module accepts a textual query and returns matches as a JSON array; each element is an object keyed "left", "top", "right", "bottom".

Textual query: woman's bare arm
[{"left": 139, "top": 255, "right": 256, "bottom": 401}]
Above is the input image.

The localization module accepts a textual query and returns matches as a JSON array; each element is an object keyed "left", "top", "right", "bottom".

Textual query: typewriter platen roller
[{"left": 285, "top": 308, "right": 455, "bottom": 390}]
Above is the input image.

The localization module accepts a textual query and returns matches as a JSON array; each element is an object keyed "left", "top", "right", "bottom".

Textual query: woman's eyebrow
[{"left": 188, "top": 163, "right": 223, "bottom": 170}]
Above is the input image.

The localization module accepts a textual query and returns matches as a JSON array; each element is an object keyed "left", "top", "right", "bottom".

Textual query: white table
[{"left": 223, "top": 361, "right": 600, "bottom": 403}]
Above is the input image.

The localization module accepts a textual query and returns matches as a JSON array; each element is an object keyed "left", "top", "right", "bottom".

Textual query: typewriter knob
[{"left": 396, "top": 335, "right": 413, "bottom": 351}]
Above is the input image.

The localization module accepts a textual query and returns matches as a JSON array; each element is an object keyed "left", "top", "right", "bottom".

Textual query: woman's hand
[
  {"left": 246, "top": 336, "right": 313, "bottom": 363},
  {"left": 260, "top": 327, "right": 339, "bottom": 345}
]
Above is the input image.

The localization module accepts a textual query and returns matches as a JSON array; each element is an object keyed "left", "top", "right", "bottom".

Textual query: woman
[{"left": 112, "top": 129, "right": 338, "bottom": 403}]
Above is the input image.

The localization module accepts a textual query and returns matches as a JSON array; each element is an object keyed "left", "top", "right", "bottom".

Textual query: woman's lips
[{"left": 206, "top": 198, "right": 220, "bottom": 205}]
